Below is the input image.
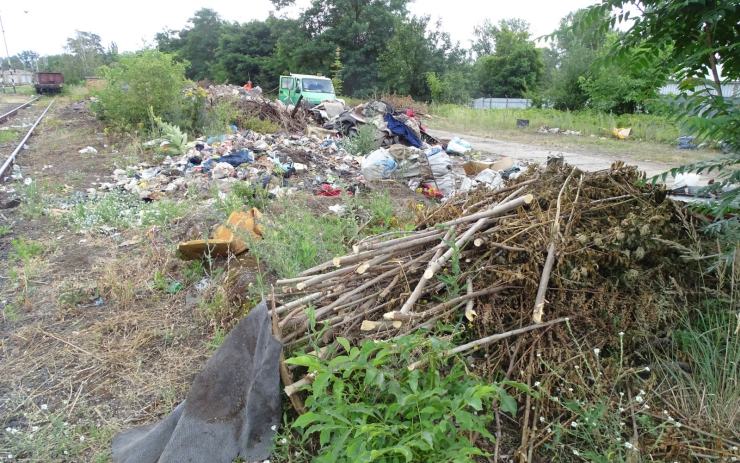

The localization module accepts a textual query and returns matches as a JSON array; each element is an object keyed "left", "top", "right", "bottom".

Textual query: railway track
[
  {"left": 0, "top": 98, "right": 55, "bottom": 181},
  {"left": 0, "top": 97, "right": 40, "bottom": 124}
]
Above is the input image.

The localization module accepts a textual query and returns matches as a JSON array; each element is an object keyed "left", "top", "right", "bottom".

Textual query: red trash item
[{"left": 316, "top": 184, "right": 342, "bottom": 197}]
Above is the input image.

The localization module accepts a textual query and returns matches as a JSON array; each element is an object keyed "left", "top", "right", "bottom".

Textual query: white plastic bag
[
  {"left": 361, "top": 148, "right": 398, "bottom": 180},
  {"left": 446, "top": 137, "right": 472, "bottom": 155}
]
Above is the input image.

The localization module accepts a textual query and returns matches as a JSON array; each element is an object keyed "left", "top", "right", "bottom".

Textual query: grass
[
  {"left": 430, "top": 104, "right": 681, "bottom": 144},
  {"left": 0, "top": 129, "right": 19, "bottom": 143},
  {"left": 68, "top": 191, "right": 187, "bottom": 230},
  {"left": 0, "top": 224, "right": 12, "bottom": 237},
  {"left": 18, "top": 181, "right": 47, "bottom": 219},
  {"left": 240, "top": 116, "right": 279, "bottom": 134},
  {"left": 250, "top": 196, "right": 359, "bottom": 278}
]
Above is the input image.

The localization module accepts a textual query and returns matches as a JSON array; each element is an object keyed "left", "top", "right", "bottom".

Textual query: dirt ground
[
  {"left": 0, "top": 97, "right": 217, "bottom": 461},
  {"left": 428, "top": 128, "right": 718, "bottom": 181}
]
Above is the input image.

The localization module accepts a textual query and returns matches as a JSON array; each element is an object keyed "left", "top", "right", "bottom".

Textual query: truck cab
[{"left": 278, "top": 74, "right": 336, "bottom": 107}]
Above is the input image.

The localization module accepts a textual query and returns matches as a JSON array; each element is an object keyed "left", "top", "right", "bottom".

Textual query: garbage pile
[
  {"left": 100, "top": 130, "right": 362, "bottom": 200},
  {"left": 272, "top": 161, "right": 699, "bottom": 375}
]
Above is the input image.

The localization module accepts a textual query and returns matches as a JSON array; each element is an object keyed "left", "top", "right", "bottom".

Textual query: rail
[
  {"left": 0, "top": 96, "right": 40, "bottom": 124},
  {"left": 0, "top": 99, "right": 55, "bottom": 181}
]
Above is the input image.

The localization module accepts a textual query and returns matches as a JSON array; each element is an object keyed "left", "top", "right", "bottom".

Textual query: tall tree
[
  {"left": 65, "top": 31, "right": 105, "bottom": 76},
  {"left": 16, "top": 50, "right": 39, "bottom": 70},
  {"left": 271, "top": 0, "right": 411, "bottom": 96},
  {"left": 156, "top": 8, "right": 224, "bottom": 81},
  {"left": 475, "top": 19, "right": 543, "bottom": 98}
]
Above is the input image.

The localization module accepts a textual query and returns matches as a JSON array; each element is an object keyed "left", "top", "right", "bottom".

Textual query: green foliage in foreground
[
  {"left": 339, "top": 124, "right": 380, "bottom": 156},
  {"left": 431, "top": 105, "right": 679, "bottom": 143},
  {"left": 287, "top": 334, "right": 523, "bottom": 462}
]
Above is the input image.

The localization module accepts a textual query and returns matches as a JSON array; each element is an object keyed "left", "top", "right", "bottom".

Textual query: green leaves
[{"left": 286, "top": 335, "right": 531, "bottom": 462}]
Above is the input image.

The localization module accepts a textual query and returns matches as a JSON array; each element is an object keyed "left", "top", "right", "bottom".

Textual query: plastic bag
[
  {"left": 446, "top": 137, "right": 472, "bottom": 155},
  {"left": 361, "top": 148, "right": 398, "bottom": 180}
]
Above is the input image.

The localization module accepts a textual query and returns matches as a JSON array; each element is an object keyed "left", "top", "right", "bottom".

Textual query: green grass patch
[
  {"left": 68, "top": 191, "right": 187, "bottom": 230},
  {"left": 250, "top": 196, "right": 358, "bottom": 278},
  {"left": 0, "top": 224, "right": 11, "bottom": 237},
  {"left": 430, "top": 104, "right": 681, "bottom": 144},
  {"left": 0, "top": 129, "right": 19, "bottom": 143},
  {"left": 10, "top": 238, "right": 44, "bottom": 263},
  {"left": 339, "top": 124, "right": 380, "bottom": 155}
]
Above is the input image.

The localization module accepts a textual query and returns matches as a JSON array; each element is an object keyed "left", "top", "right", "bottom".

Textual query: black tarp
[{"left": 112, "top": 302, "right": 282, "bottom": 463}]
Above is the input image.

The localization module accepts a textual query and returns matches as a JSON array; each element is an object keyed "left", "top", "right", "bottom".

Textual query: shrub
[
  {"left": 287, "top": 334, "right": 522, "bottom": 462},
  {"left": 94, "top": 50, "right": 188, "bottom": 129},
  {"left": 339, "top": 124, "right": 379, "bottom": 156}
]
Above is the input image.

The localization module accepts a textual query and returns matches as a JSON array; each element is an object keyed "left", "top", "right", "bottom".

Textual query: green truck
[{"left": 278, "top": 74, "right": 337, "bottom": 106}]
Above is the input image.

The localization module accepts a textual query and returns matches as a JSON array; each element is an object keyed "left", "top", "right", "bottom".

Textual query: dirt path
[{"left": 429, "top": 128, "right": 690, "bottom": 179}]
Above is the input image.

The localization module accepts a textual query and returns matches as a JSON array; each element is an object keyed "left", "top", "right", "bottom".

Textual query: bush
[
  {"left": 94, "top": 50, "right": 189, "bottom": 129},
  {"left": 339, "top": 124, "right": 380, "bottom": 156},
  {"left": 287, "top": 334, "right": 522, "bottom": 462}
]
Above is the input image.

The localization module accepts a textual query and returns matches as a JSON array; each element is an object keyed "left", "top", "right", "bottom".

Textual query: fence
[
  {"left": 471, "top": 97, "right": 531, "bottom": 109},
  {"left": 1, "top": 70, "right": 33, "bottom": 86}
]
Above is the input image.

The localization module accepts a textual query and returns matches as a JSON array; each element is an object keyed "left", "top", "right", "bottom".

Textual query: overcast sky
[{"left": 1, "top": 0, "right": 597, "bottom": 57}]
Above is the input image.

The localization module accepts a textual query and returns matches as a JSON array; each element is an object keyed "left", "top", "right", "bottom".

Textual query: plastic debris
[
  {"left": 79, "top": 146, "right": 98, "bottom": 154},
  {"left": 446, "top": 137, "right": 472, "bottom": 155}
]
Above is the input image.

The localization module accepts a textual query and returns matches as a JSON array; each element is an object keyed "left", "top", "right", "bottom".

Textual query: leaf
[
  {"left": 293, "top": 411, "right": 321, "bottom": 429},
  {"left": 336, "top": 336, "right": 351, "bottom": 353},
  {"left": 498, "top": 390, "right": 518, "bottom": 416}
]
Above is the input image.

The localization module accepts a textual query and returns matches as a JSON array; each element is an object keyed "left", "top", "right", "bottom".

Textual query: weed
[
  {"left": 240, "top": 116, "right": 279, "bottom": 134},
  {"left": 182, "top": 260, "right": 206, "bottom": 285},
  {"left": 10, "top": 238, "right": 44, "bottom": 263},
  {"left": 152, "top": 271, "right": 184, "bottom": 295},
  {"left": 0, "top": 224, "right": 11, "bottom": 237},
  {"left": 140, "top": 199, "right": 187, "bottom": 227},
  {"left": 0, "top": 128, "right": 19, "bottom": 143},
  {"left": 215, "top": 182, "right": 272, "bottom": 218},
  {"left": 18, "top": 181, "right": 46, "bottom": 219},
  {"left": 286, "top": 334, "right": 523, "bottom": 462},
  {"left": 339, "top": 123, "right": 380, "bottom": 155},
  {"left": 2, "top": 302, "right": 19, "bottom": 322},
  {"left": 203, "top": 100, "right": 238, "bottom": 136},
  {"left": 207, "top": 327, "right": 226, "bottom": 351},
  {"left": 148, "top": 106, "right": 188, "bottom": 155},
  {"left": 250, "top": 196, "right": 358, "bottom": 278}
]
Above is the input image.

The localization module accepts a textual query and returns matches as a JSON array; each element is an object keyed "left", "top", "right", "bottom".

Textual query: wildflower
[
  {"left": 593, "top": 348, "right": 601, "bottom": 356},
  {"left": 270, "top": 425, "right": 277, "bottom": 431},
  {"left": 570, "top": 421, "right": 578, "bottom": 428},
  {"left": 539, "top": 416, "right": 545, "bottom": 423},
  {"left": 7, "top": 455, "right": 13, "bottom": 461},
  {"left": 279, "top": 437, "right": 287, "bottom": 445},
  {"left": 31, "top": 426, "right": 39, "bottom": 432},
  {"left": 574, "top": 365, "right": 580, "bottom": 370},
  {"left": 618, "top": 331, "right": 625, "bottom": 337},
  {"left": 40, "top": 404, "right": 48, "bottom": 411},
  {"left": 534, "top": 381, "right": 541, "bottom": 387},
  {"left": 573, "top": 449, "right": 580, "bottom": 456},
  {"left": 635, "top": 395, "right": 643, "bottom": 403},
  {"left": 568, "top": 387, "right": 573, "bottom": 392},
  {"left": 79, "top": 436, "right": 85, "bottom": 442},
  {"left": 624, "top": 441, "right": 638, "bottom": 451}
]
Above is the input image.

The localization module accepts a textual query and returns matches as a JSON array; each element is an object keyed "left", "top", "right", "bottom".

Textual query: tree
[
  {"left": 474, "top": 19, "right": 543, "bottom": 98},
  {"left": 472, "top": 18, "right": 530, "bottom": 58},
  {"left": 16, "top": 50, "right": 39, "bottom": 71},
  {"left": 330, "top": 47, "right": 343, "bottom": 95},
  {"left": 271, "top": 0, "right": 411, "bottom": 96},
  {"left": 156, "top": 8, "right": 224, "bottom": 81},
  {"left": 582, "top": 0, "right": 739, "bottom": 217},
  {"left": 65, "top": 31, "right": 105, "bottom": 76}
]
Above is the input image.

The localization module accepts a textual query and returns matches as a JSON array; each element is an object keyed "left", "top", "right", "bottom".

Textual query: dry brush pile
[{"left": 269, "top": 161, "right": 734, "bottom": 459}]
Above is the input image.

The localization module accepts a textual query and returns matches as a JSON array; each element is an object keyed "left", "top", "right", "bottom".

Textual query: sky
[{"left": 0, "top": 0, "right": 597, "bottom": 57}]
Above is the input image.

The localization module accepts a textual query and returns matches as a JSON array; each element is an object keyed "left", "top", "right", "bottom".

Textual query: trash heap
[
  {"left": 101, "top": 130, "right": 362, "bottom": 200},
  {"left": 272, "top": 161, "right": 699, "bottom": 375}
]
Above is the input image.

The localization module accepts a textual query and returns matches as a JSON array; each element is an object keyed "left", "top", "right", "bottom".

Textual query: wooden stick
[
  {"left": 285, "top": 373, "right": 315, "bottom": 396},
  {"left": 397, "top": 227, "right": 455, "bottom": 314},
  {"left": 271, "top": 287, "right": 307, "bottom": 414},
  {"left": 533, "top": 169, "right": 574, "bottom": 323},
  {"left": 407, "top": 317, "right": 570, "bottom": 370},
  {"left": 272, "top": 291, "right": 323, "bottom": 315},
  {"left": 438, "top": 193, "right": 533, "bottom": 228}
]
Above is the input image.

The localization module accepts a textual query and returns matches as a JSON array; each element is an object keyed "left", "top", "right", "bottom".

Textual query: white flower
[
  {"left": 572, "top": 449, "right": 580, "bottom": 456},
  {"left": 570, "top": 421, "right": 578, "bottom": 428},
  {"left": 270, "top": 425, "right": 277, "bottom": 431},
  {"left": 534, "top": 381, "right": 541, "bottom": 387},
  {"left": 279, "top": 437, "right": 287, "bottom": 445},
  {"left": 7, "top": 455, "right": 13, "bottom": 460},
  {"left": 635, "top": 395, "right": 643, "bottom": 403},
  {"left": 624, "top": 441, "right": 638, "bottom": 451},
  {"left": 31, "top": 426, "right": 39, "bottom": 432},
  {"left": 79, "top": 436, "right": 85, "bottom": 442},
  {"left": 593, "top": 348, "right": 601, "bottom": 356},
  {"left": 618, "top": 331, "right": 625, "bottom": 337},
  {"left": 643, "top": 366, "right": 651, "bottom": 372},
  {"left": 40, "top": 404, "right": 48, "bottom": 411},
  {"left": 574, "top": 365, "right": 580, "bottom": 370},
  {"left": 539, "top": 416, "right": 545, "bottom": 423},
  {"left": 4, "top": 427, "right": 10, "bottom": 433},
  {"left": 568, "top": 387, "right": 573, "bottom": 392}
]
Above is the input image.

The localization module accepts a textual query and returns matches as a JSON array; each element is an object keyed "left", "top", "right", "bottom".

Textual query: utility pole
[{"left": 0, "top": 12, "right": 16, "bottom": 93}]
